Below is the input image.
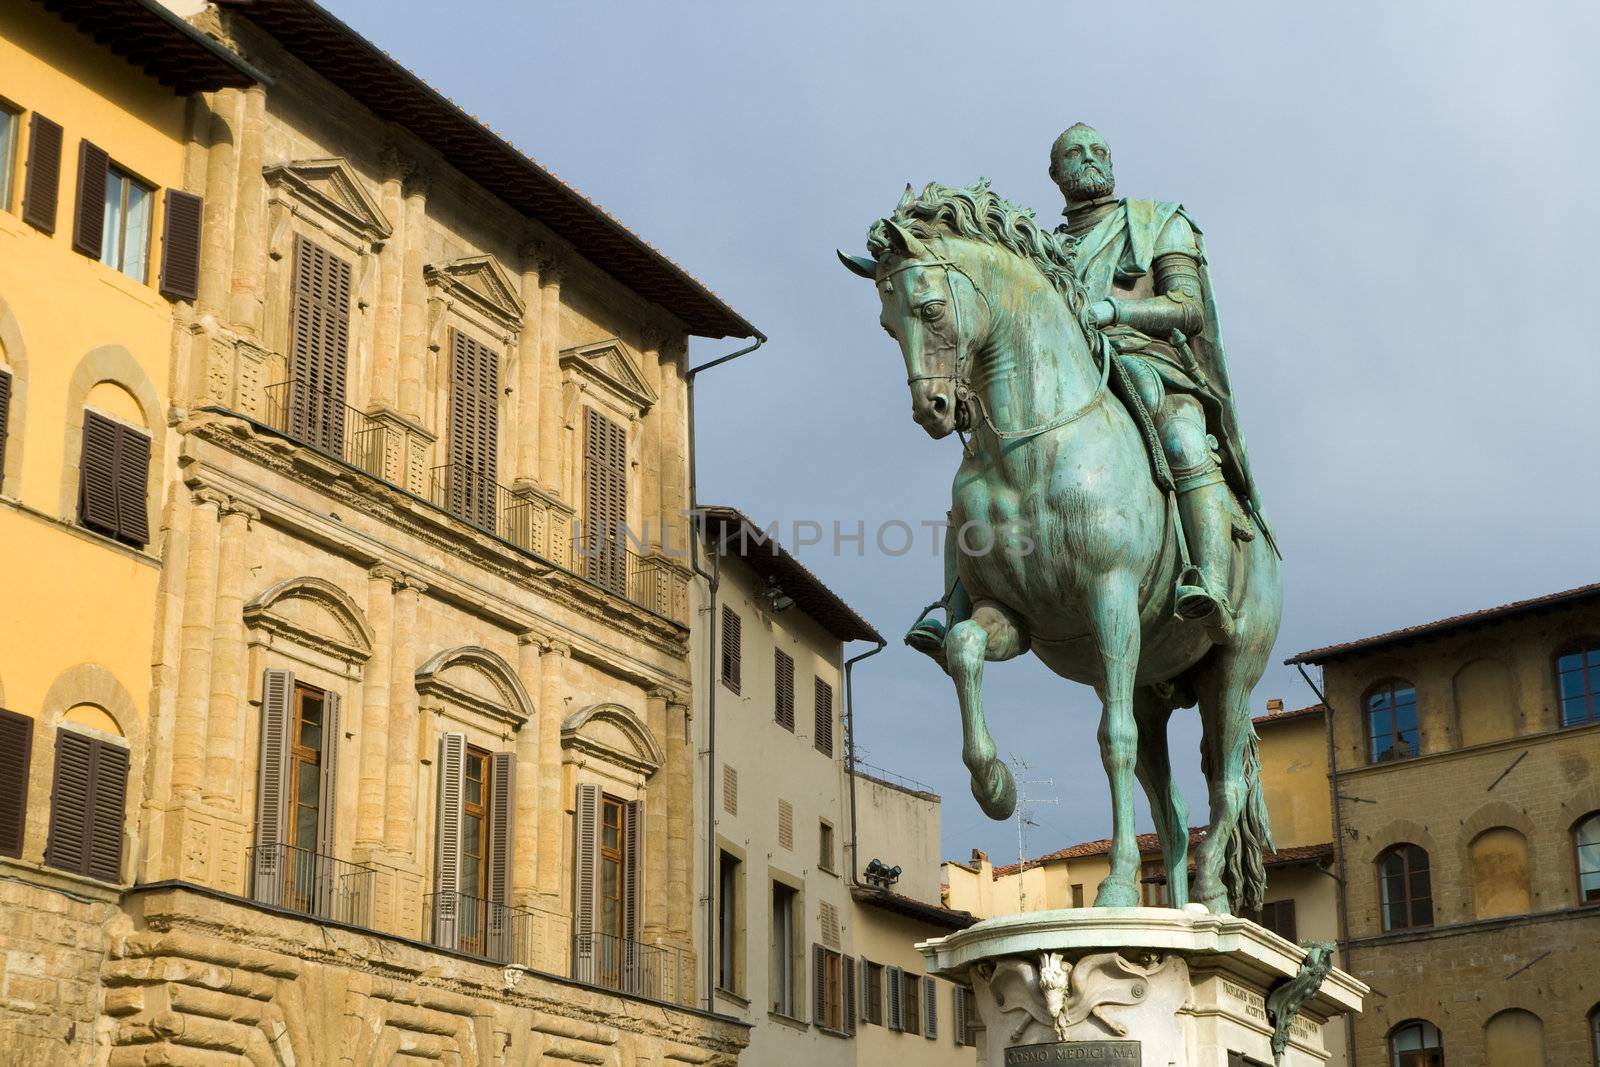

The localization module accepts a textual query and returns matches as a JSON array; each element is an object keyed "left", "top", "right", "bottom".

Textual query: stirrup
[
  {"left": 905, "top": 619, "right": 947, "bottom": 656},
  {"left": 1174, "top": 566, "right": 1220, "bottom": 621}
]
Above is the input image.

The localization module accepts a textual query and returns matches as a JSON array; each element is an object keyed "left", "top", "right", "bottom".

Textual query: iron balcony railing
[
  {"left": 424, "top": 890, "right": 536, "bottom": 964},
  {"left": 264, "top": 379, "right": 386, "bottom": 478},
  {"left": 574, "top": 532, "right": 688, "bottom": 623},
  {"left": 247, "top": 842, "right": 375, "bottom": 927},
  {"left": 426, "top": 463, "right": 538, "bottom": 548},
  {"left": 571, "top": 930, "right": 692, "bottom": 1006}
]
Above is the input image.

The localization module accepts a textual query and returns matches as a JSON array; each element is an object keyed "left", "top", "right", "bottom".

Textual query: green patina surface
[{"left": 840, "top": 126, "right": 1283, "bottom": 915}]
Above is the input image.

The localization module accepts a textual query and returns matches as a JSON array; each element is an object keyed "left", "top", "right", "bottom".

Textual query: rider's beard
[{"left": 1063, "top": 164, "right": 1115, "bottom": 202}]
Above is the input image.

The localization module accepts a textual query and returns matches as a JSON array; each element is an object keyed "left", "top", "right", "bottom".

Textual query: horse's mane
[{"left": 867, "top": 178, "right": 1088, "bottom": 316}]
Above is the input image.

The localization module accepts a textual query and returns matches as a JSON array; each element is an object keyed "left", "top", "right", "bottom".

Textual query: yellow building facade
[{"left": 2, "top": 0, "right": 760, "bottom": 1063}]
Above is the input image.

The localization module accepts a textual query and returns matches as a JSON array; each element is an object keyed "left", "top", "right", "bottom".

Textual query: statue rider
[{"left": 905, "top": 123, "right": 1273, "bottom": 662}]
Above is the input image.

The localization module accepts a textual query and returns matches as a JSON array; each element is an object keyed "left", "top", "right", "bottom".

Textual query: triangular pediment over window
[
  {"left": 560, "top": 339, "right": 657, "bottom": 414},
  {"left": 263, "top": 157, "right": 391, "bottom": 242},
  {"left": 424, "top": 255, "right": 525, "bottom": 332}
]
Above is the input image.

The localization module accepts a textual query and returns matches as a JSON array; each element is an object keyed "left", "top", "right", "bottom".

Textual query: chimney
[
  {"left": 1266, "top": 698, "right": 1284, "bottom": 714},
  {"left": 971, "top": 848, "right": 988, "bottom": 866}
]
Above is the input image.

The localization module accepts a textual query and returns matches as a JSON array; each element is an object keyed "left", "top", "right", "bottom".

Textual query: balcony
[
  {"left": 572, "top": 930, "right": 692, "bottom": 1006},
  {"left": 264, "top": 378, "right": 387, "bottom": 478},
  {"left": 424, "top": 889, "right": 536, "bottom": 963},
  {"left": 247, "top": 842, "right": 375, "bottom": 927}
]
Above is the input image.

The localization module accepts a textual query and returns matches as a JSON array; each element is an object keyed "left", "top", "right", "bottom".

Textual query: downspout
[
  {"left": 844, "top": 639, "right": 887, "bottom": 885},
  {"left": 1296, "top": 661, "right": 1357, "bottom": 1067},
  {"left": 685, "top": 332, "right": 765, "bottom": 1012}
]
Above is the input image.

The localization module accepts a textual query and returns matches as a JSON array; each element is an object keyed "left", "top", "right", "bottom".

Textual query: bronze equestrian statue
[{"left": 838, "top": 126, "right": 1282, "bottom": 915}]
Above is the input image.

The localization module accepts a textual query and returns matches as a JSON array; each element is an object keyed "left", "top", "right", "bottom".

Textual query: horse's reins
[{"left": 889, "top": 254, "right": 1111, "bottom": 447}]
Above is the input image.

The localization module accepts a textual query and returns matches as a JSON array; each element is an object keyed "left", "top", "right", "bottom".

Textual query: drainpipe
[
  {"left": 685, "top": 332, "right": 765, "bottom": 1012},
  {"left": 844, "top": 639, "right": 887, "bottom": 886},
  {"left": 1296, "top": 661, "right": 1357, "bottom": 1067}
]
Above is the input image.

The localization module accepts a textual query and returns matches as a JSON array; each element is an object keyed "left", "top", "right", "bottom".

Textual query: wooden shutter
[
  {"left": 315, "top": 691, "right": 341, "bottom": 860},
  {"left": 722, "top": 764, "right": 737, "bottom": 816},
  {"left": 433, "top": 732, "right": 466, "bottom": 949},
  {"left": 774, "top": 649, "right": 794, "bottom": 730},
  {"left": 43, "top": 729, "right": 124, "bottom": 881},
  {"left": 572, "top": 782, "right": 602, "bottom": 981},
  {"left": 843, "top": 955, "right": 856, "bottom": 1036},
  {"left": 777, "top": 798, "right": 793, "bottom": 850},
  {"left": 288, "top": 235, "right": 352, "bottom": 452},
  {"left": 113, "top": 425, "right": 150, "bottom": 548},
  {"left": 159, "top": 190, "right": 203, "bottom": 301},
  {"left": 21, "top": 113, "right": 62, "bottom": 233},
  {"left": 623, "top": 799, "right": 643, "bottom": 941},
  {"left": 252, "top": 668, "right": 294, "bottom": 906},
  {"left": 814, "top": 677, "right": 834, "bottom": 756},
  {"left": 954, "top": 986, "right": 968, "bottom": 1045},
  {"left": 0, "top": 708, "right": 34, "bottom": 859},
  {"left": 71, "top": 140, "right": 108, "bottom": 259},
  {"left": 720, "top": 606, "right": 741, "bottom": 692},
  {"left": 447, "top": 329, "right": 501, "bottom": 530},
  {"left": 581, "top": 407, "right": 627, "bottom": 594},
  {"left": 487, "top": 751, "right": 516, "bottom": 961},
  {"left": 887, "top": 966, "right": 903, "bottom": 1031},
  {"left": 0, "top": 368, "right": 11, "bottom": 479},
  {"left": 924, "top": 975, "right": 938, "bottom": 1038},
  {"left": 812, "top": 944, "right": 825, "bottom": 1026},
  {"left": 78, "top": 411, "right": 120, "bottom": 536},
  {"left": 85, "top": 742, "right": 128, "bottom": 883},
  {"left": 858, "top": 958, "right": 870, "bottom": 1025}
]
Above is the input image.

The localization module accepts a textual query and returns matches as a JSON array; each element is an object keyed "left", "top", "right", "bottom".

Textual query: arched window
[
  {"left": 1368, "top": 680, "right": 1420, "bottom": 763},
  {"left": 1379, "top": 844, "right": 1434, "bottom": 931},
  {"left": 1558, "top": 643, "right": 1600, "bottom": 727},
  {"left": 1575, "top": 813, "right": 1600, "bottom": 904},
  {"left": 1484, "top": 1009, "right": 1544, "bottom": 1067},
  {"left": 1469, "top": 827, "right": 1531, "bottom": 919},
  {"left": 1388, "top": 1019, "right": 1444, "bottom": 1067}
]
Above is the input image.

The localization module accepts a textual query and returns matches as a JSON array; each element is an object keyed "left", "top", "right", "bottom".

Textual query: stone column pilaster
[
  {"left": 659, "top": 337, "right": 689, "bottom": 556},
  {"left": 536, "top": 639, "right": 570, "bottom": 905},
  {"left": 397, "top": 172, "right": 430, "bottom": 422},
  {"left": 665, "top": 694, "right": 693, "bottom": 950},
  {"left": 371, "top": 151, "right": 408, "bottom": 412},
  {"left": 534, "top": 249, "right": 566, "bottom": 493},
  {"left": 227, "top": 83, "right": 268, "bottom": 335},
  {"left": 639, "top": 331, "right": 664, "bottom": 553},
  {"left": 172, "top": 490, "right": 224, "bottom": 799},
  {"left": 203, "top": 499, "right": 257, "bottom": 806},
  {"left": 384, "top": 574, "right": 425, "bottom": 855},
  {"left": 197, "top": 89, "right": 243, "bottom": 316},
  {"left": 359, "top": 565, "right": 400, "bottom": 849},
  {"left": 643, "top": 687, "right": 671, "bottom": 942},
  {"left": 513, "top": 246, "right": 545, "bottom": 485},
  {"left": 513, "top": 633, "right": 545, "bottom": 906}
]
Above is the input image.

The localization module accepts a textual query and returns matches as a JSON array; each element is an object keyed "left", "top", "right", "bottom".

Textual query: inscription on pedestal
[{"left": 1004, "top": 1040, "right": 1142, "bottom": 1064}]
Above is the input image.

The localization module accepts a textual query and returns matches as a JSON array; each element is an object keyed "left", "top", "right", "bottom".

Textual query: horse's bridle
[{"left": 886, "top": 253, "right": 1111, "bottom": 446}]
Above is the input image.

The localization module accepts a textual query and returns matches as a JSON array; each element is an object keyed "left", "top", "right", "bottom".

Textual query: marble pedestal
[{"left": 919, "top": 906, "right": 1366, "bottom": 1067}]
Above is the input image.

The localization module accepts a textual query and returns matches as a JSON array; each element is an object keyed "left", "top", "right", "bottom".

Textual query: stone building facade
[
  {"left": 1289, "top": 582, "right": 1600, "bottom": 1067},
  {"left": 3, "top": 0, "right": 760, "bottom": 1063}
]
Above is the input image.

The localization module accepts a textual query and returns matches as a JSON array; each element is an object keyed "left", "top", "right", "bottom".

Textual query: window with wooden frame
[
  {"left": 1366, "top": 680, "right": 1419, "bottom": 763},
  {"left": 251, "top": 669, "right": 343, "bottom": 918},
  {"left": 720, "top": 606, "right": 741, "bottom": 693},
  {"left": 1139, "top": 858, "right": 1168, "bottom": 907},
  {"left": 572, "top": 783, "right": 642, "bottom": 989},
  {"left": 78, "top": 409, "right": 150, "bottom": 548},
  {"left": 771, "top": 880, "right": 798, "bottom": 1016},
  {"left": 285, "top": 234, "right": 352, "bottom": 453},
  {"left": 813, "top": 677, "right": 834, "bottom": 757},
  {"left": 1378, "top": 843, "right": 1434, "bottom": 932},
  {"left": 286, "top": 682, "right": 328, "bottom": 902},
  {"left": 1575, "top": 813, "right": 1600, "bottom": 904},
  {"left": 953, "top": 985, "right": 979, "bottom": 1046},
  {"left": 818, "top": 819, "right": 835, "bottom": 873},
  {"left": 0, "top": 707, "right": 34, "bottom": 859},
  {"left": 445, "top": 328, "right": 500, "bottom": 532},
  {"left": 901, "top": 969, "right": 921, "bottom": 1036},
  {"left": 43, "top": 727, "right": 128, "bottom": 883},
  {"left": 774, "top": 648, "right": 795, "bottom": 730},
  {"left": 1558, "top": 643, "right": 1600, "bottom": 728},
  {"left": 717, "top": 850, "right": 741, "bottom": 993},
  {"left": 1244, "top": 899, "right": 1298, "bottom": 942},
  {"left": 812, "top": 945, "right": 854, "bottom": 1035},
  {"left": 581, "top": 406, "right": 628, "bottom": 595},
  {"left": 1387, "top": 1019, "right": 1444, "bottom": 1067},
  {"left": 862, "top": 959, "right": 884, "bottom": 1026},
  {"left": 433, "top": 734, "right": 514, "bottom": 958},
  {"left": 0, "top": 103, "right": 18, "bottom": 213},
  {"left": 457, "top": 746, "right": 492, "bottom": 955}
]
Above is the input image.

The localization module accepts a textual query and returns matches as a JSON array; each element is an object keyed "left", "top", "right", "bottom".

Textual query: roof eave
[{"left": 39, "top": 0, "right": 266, "bottom": 93}]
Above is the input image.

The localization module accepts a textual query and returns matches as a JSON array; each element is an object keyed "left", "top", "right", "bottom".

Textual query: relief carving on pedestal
[{"left": 978, "top": 950, "right": 1181, "bottom": 1043}]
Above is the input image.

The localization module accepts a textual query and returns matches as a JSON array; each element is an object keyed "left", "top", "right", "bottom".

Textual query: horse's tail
[{"left": 1222, "top": 725, "right": 1274, "bottom": 915}]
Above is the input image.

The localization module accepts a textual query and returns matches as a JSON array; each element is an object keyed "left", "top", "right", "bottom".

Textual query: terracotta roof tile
[
  {"left": 992, "top": 829, "right": 1332, "bottom": 878},
  {"left": 1252, "top": 703, "right": 1326, "bottom": 728}
]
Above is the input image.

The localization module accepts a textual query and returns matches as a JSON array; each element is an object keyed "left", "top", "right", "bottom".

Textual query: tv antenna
[{"left": 1010, "top": 755, "right": 1058, "bottom": 912}]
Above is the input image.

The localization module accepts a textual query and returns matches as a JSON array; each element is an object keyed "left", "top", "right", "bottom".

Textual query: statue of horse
[{"left": 838, "top": 181, "right": 1281, "bottom": 914}]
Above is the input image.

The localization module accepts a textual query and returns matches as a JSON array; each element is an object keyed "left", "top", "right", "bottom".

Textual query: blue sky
[{"left": 326, "top": 0, "right": 1600, "bottom": 864}]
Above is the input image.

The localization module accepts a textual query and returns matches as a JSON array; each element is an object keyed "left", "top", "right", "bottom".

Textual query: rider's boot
[
  {"left": 1174, "top": 476, "right": 1235, "bottom": 641},
  {"left": 904, "top": 616, "right": 948, "bottom": 670}
]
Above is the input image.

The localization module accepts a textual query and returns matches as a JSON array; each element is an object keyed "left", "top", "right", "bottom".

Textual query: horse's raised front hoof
[
  {"left": 1093, "top": 878, "right": 1140, "bottom": 908},
  {"left": 970, "top": 760, "right": 1016, "bottom": 820}
]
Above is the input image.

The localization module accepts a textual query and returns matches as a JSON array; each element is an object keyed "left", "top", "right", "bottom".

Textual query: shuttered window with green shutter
[
  {"left": 43, "top": 728, "right": 128, "bottom": 882},
  {"left": 0, "top": 708, "right": 33, "bottom": 859}
]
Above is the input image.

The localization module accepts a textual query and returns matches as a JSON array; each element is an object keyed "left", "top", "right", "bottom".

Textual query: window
[
  {"left": 1469, "top": 827, "right": 1531, "bottom": 919},
  {"left": 599, "top": 795, "right": 626, "bottom": 939},
  {"left": 445, "top": 329, "right": 500, "bottom": 532},
  {"left": 923, "top": 975, "right": 938, "bottom": 1038},
  {"left": 721, "top": 606, "right": 741, "bottom": 693},
  {"left": 0, "top": 367, "right": 12, "bottom": 481},
  {"left": 813, "top": 945, "right": 848, "bottom": 1033},
  {"left": 863, "top": 960, "right": 885, "bottom": 1026},
  {"left": 1070, "top": 883, "right": 1085, "bottom": 908},
  {"left": 285, "top": 683, "right": 328, "bottom": 912},
  {"left": 902, "top": 969, "right": 921, "bottom": 1036},
  {"left": 0, "top": 104, "right": 18, "bottom": 212},
  {"left": 819, "top": 820, "right": 835, "bottom": 873},
  {"left": 457, "top": 746, "right": 495, "bottom": 955},
  {"left": 1379, "top": 844, "right": 1434, "bottom": 931},
  {"left": 814, "top": 676, "right": 834, "bottom": 757},
  {"left": 1367, "top": 681, "right": 1420, "bottom": 763},
  {"left": 251, "top": 670, "right": 344, "bottom": 918},
  {"left": 1254, "top": 899, "right": 1298, "bottom": 942},
  {"left": 0, "top": 707, "right": 34, "bottom": 859},
  {"left": 771, "top": 881, "right": 797, "bottom": 1016},
  {"left": 21, "top": 113, "right": 62, "bottom": 233},
  {"left": 1590, "top": 1005, "right": 1599, "bottom": 1066},
  {"left": 1576, "top": 813, "right": 1600, "bottom": 904},
  {"left": 78, "top": 410, "right": 150, "bottom": 548},
  {"left": 1558, "top": 644, "right": 1600, "bottom": 728},
  {"left": 888, "top": 965, "right": 905, "bottom": 1031},
  {"left": 43, "top": 727, "right": 128, "bottom": 882},
  {"left": 1139, "top": 858, "right": 1169, "bottom": 907},
  {"left": 718, "top": 851, "right": 740, "bottom": 993},
  {"left": 1483, "top": 1009, "right": 1544, "bottom": 1067},
  {"left": 1388, "top": 1019, "right": 1444, "bottom": 1067},
  {"left": 774, "top": 649, "right": 795, "bottom": 730},
  {"left": 435, "top": 735, "right": 515, "bottom": 958},
  {"left": 953, "top": 985, "right": 978, "bottom": 1046},
  {"left": 284, "top": 234, "right": 352, "bottom": 453},
  {"left": 573, "top": 783, "right": 640, "bottom": 987},
  {"left": 99, "top": 166, "right": 153, "bottom": 281},
  {"left": 580, "top": 406, "right": 627, "bottom": 594}
]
